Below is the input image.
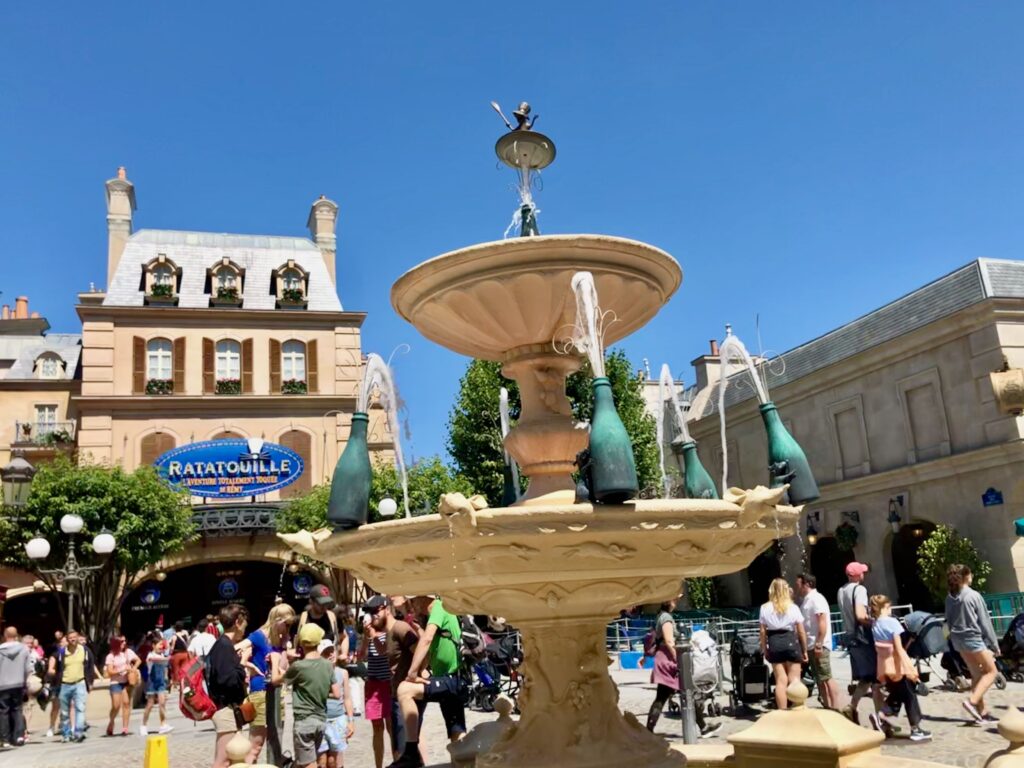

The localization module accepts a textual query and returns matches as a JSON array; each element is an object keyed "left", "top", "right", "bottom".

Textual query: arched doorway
[
  {"left": 747, "top": 543, "right": 782, "bottom": 606},
  {"left": 810, "top": 537, "right": 854, "bottom": 603},
  {"left": 892, "top": 521, "right": 937, "bottom": 611},
  {"left": 120, "top": 560, "right": 319, "bottom": 642},
  {"left": 3, "top": 590, "right": 69, "bottom": 643}
]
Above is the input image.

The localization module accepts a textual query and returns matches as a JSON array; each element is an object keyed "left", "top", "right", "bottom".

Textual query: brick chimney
[
  {"left": 106, "top": 166, "right": 137, "bottom": 288},
  {"left": 1, "top": 305, "right": 9, "bottom": 320},
  {"left": 691, "top": 339, "right": 722, "bottom": 391},
  {"left": 307, "top": 195, "right": 339, "bottom": 284},
  {"left": 14, "top": 296, "right": 29, "bottom": 319}
]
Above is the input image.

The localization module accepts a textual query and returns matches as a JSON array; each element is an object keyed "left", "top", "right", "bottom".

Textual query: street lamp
[
  {"left": 1, "top": 451, "right": 35, "bottom": 508},
  {"left": 378, "top": 498, "right": 398, "bottom": 518},
  {"left": 25, "top": 517, "right": 116, "bottom": 630},
  {"left": 887, "top": 498, "right": 902, "bottom": 534}
]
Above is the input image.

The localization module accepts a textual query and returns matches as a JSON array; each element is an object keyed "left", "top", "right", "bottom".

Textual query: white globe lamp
[
  {"left": 92, "top": 529, "right": 116, "bottom": 555},
  {"left": 377, "top": 498, "right": 398, "bottom": 518},
  {"left": 25, "top": 536, "right": 51, "bottom": 560},
  {"left": 60, "top": 514, "right": 85, "bottom": 535}
]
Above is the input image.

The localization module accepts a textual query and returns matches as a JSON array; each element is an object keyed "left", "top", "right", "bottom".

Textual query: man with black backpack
[{"left": 388, "top": 596, "right": 465, "bottom": 768}]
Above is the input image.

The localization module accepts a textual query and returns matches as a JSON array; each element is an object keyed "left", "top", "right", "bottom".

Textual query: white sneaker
[
  {"left": 158, "top": 725, "right": 173, "bottom": 734},
  {"left": 45, "top": 729, "right": 53, "bottom": 738},
  {"left": 139, "top": 726, "right": 148, "bottom": 736}
]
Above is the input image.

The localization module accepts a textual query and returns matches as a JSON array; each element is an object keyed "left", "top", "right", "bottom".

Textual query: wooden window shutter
[
  {"left": 242, "top": 338, "right": 254, "bottom": 394},
  {"left": 279, "top": 430, "right": 311, "bottom": 498},
  {"left": 172, "top": 337, "right": 186, "bottom": 394},
  {"left": 133, "top": 337, "right": 146, "bottom": 394},
  {"left": 269, "top": 339, "right": 282, "bottom": 394},
  {"left": 140, "top": 432, "right": 175, "bottom": 466},
  {"left": 307, "top": 339, "right": 319, "bottom": 394},
  {"left": 202, "top": 338, "right": 215, "bottom": 394}
]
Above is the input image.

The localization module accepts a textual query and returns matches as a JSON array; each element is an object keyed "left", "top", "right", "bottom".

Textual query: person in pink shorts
[{"left": 362, "top": 596, "right": 395, "bottom": 768}]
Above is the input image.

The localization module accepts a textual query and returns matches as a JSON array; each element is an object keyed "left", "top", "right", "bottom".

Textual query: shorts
[
  {"left": 293, "top": 720, "right": 325, "bottom": 766},
  {"left": 951, "top": 636, "right": 989, "bottom": 654},
  {"left": 423, "top": 674, "right": 466, "bottom": 737},
  {"left": 318, "top": 715, "right": 349, "bottom": 754},
  {"left": 849, "top": 644, "right": 878, "bottom": 683},
  {"left": 145, "top": 677, "right": 168, "bottom": 696},
  {"left": 212, "top": 706, "right": 238, "bottom": 734},
  {"left": 109, "top": 682, "right": 126, "bottom": 694},
  {"left": 808, "top": 649, "right": 832, "bottom": 682},
  {"left": 765, "top": 630, "right": 801, "bottom": 665},
  {"left": 365, "top": 678, "right": 392, "bottom": 721},
  {"left": 247, "top": 690, "right": 267, "bottom": 728}
]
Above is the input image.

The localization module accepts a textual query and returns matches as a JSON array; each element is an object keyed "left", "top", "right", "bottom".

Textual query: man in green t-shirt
[{"left": 389, "top": 596, "right": 465, "bottom": 768}]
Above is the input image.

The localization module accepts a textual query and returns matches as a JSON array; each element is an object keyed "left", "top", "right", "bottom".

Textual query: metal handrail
[{"left": 13, "top": 420, "right": 77, "bottom": 445}]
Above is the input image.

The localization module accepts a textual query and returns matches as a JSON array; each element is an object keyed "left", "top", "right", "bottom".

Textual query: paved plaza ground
[{"left": 2, "top": 655, "right": 1019, "bottom": 768}]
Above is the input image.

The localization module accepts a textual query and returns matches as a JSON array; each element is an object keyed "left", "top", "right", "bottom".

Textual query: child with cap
[
  {"left": 272, "top": 623, "right": 339, "bottom": 768},
  {"left": 317, "top": 640, "right": 355, "bottom": 768}
]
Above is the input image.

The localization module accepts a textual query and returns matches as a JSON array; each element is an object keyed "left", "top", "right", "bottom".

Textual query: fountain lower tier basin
[
  {"left": 280, "top": 487, "right": 797, "bottom": 768},
  {"left": 279, "top": 487, "right": 798, "bottom": 622},
  {"left": 390, "top": 234, "right": 681, "bottom": 361}
]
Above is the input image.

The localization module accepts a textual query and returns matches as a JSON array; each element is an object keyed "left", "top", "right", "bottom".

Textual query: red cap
[{"left": 846, "top": 562, "right": 869, "bottom": 578}]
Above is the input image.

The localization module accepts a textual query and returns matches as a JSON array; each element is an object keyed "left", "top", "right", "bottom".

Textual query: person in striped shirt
[{"left": 362, "top": 596, "right": 395, "bottom": 768}]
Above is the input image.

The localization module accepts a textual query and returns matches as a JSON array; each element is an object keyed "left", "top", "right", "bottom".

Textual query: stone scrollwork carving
[
  {"left": 556, "top": 542, "right": 636, "bottom": 561},
  {"left": 657, "top": 539, "right": 707, "bottom": 557},
  {"left": 725, "top": 484, "right": 793, "bottom": 528},
  {"left": 991, "top": 367, "right": 1024, "bottom": 416}
]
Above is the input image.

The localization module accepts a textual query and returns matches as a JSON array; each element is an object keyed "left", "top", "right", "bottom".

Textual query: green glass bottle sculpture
[
  {"left": 759, "top": 402, "right": 820, "bottom": 504},
  {"left": 673, "top": 438, "right": 719, "bottom": 500},
  {"left": 588, "top": 377, "right": 639, "bottom": 504},
  {"left": 327, "top": 411, "right": 372, "bottom": 530}
]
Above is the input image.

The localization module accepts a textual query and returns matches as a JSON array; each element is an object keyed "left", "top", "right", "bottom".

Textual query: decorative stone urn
[{"left": 280, "top": 196, "right": 801, "bottom": 767}]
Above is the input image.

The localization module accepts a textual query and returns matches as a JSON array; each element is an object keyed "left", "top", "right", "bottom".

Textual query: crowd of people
[{"left": 0, "top": 586, "right": 472, "bottom": 768}]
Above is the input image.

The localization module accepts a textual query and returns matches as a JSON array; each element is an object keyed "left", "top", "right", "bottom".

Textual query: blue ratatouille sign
[{"left": 153, "top": 438, "right": 304, "bottom": 498}]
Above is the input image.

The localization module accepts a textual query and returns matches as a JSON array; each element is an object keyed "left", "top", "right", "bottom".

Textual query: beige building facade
[
  {"left": 1, "top": 169, "right": 390, "bottom": 638},
  {"left": 671, "top": 260, "right": 1024, "bottom": 608}
]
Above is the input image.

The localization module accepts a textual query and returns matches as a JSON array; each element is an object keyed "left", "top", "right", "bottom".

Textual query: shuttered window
[
  {"left": 278, "top": 430, "right": 311, "bottom": 498},
  {"left": 242, "top": 339, "right": 253, "bottom": 394},
  {"left": 270, "top": 339, "right": 282, "bottom": 393},
  {"left": 307, "top": 339, "right": 319, "bottom": 394},
  {"left": 133, "top": 337, "right": 146, "bottom": 394},
  {"left": 140, "top": 432, "right": 175, "bottom": 466},
  {"left": 173, "top": 338, "right": 186, "bottom": 393}
]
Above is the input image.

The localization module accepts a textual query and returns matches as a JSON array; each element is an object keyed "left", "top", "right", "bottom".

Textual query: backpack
[
  {"left": 178, "top": 655, "right": 217, "bottom": 721},
  {"left": 458, "top": 616, "right": 486, "bottom": 659},
  {"left": 642, "top": 629, "right": 659, "bottom": 656}
]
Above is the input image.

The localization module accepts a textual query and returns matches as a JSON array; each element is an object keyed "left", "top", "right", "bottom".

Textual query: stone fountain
[{"left": 281, "top": 107, "right": 801, "bottom": 768}]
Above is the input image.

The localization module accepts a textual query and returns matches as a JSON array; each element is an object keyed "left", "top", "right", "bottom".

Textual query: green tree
[
  {"left": 0, "top": 457, "right": 194, "bottom": 646},
  {"left": 447, "top": 349, "right": 660, "bottom": 506},
  {"left": 917, "top": 524, "right": 993, "bottom": 604}
]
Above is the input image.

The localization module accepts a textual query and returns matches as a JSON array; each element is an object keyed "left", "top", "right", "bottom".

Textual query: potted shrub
[
  {"left": 216, "top": 378, "right": 242, "bottom": 395},
  {"left": 210, "top": 286, "right": 242, "bottom": 307},
  {"left": 145, "top": 281, "right": 178, "bottom": 306},
  {"left": 277, "top": 287, "right": 307, "bottom": 309},
  {"left": 282, "top": 379, "right": 307, "bottom": 394},
  {"left": 146, "top": 378, "right": 174, "bottom": 395},
  {"left": 835, "top": 522, "right": 859, "bottom": 552},
  {"left": 40, "top": 428, "right": 73, "bottom": 447},
  {"left": 150, "top": 283, "right": 174, "bottom": 298}
]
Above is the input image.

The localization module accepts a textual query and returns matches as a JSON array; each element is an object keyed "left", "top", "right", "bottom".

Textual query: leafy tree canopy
[
  {"left": 0, "top": 456, "right": 194, "bottom": 645},
  {"left": 917, "top": 524, "right": 992, "bottom": 603},
  {"left": 276, "top": 456, "right": 475, "bottom": 533},
  {"left": 447, "top": 349, "right": 660, "bottom": 506}
]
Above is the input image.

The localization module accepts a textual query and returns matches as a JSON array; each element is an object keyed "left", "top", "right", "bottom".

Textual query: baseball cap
[
  {"left": 846, "top": 562, "right": 869, "bottom": 578},
  {"left": 310, "top": 584, "right": 335, "bottom": 608},
  {"left": 362, "top": 595, "right": 388, "bottom": 613},
  {"left": 317, "top": 639, "right": 335, "bottom": 656},
  {"left": 297, "top": 622, "right": 325, "bottom": 647}
]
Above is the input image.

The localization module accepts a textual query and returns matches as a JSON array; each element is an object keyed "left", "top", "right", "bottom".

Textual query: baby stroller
[
  {"left": 466, "top": 630, "right": 523, "bottom": 712},
  {"left": 902, "top": 611, "right": 946, "bottom": 695},
  {"left": 667, "top": 629, "right": 724, "bottom": 720},
  {"left": 998, "top": 613, "right": 1024, "bottom": 683},
  {"left": 728, "top": 630, "right": 771, "bottom": 711},
  {"left": 941, "top": 643, "right": 1008, "bottom": 692}
]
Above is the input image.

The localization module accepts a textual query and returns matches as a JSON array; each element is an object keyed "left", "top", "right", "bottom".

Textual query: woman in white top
[{"left": 759, "top": 578, "right": 808, "bottom": 709}]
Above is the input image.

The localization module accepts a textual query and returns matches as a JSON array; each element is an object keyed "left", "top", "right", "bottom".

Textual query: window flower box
[
  {"left": 40, "top": 428, "right": 74, "bottom": 446},
  {"left": 210, "top": 287, "right": 243, "bottom": 307},
  {"left": 282, "top": 379, "right": 308, "bottom": 395},
  {"left": 145, "top": 282, "right": 179, "bottom": 306},
  {"left": 216, "top": 378, "right": 242, "bottom": 395},
  {"left": 277, "top": 287, "right": 308, "bottom": 310},
  {"left": 146, "top": 378, "right": 174, "bottom": 395}
]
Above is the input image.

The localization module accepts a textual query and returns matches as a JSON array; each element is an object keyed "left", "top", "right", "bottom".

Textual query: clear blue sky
[{"left": 3, "top": 3, "right": 1024, "bottom": 461}]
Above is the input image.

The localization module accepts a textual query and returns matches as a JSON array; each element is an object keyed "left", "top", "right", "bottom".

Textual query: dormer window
[
  {"left": 143, "top": 254, "right": 180, "bottom": 305},
  {"left": 208, "top": 258, "right": 244, "bottom": 307},
  {"left": 274, "top": 260, "right": 308, "bottom": 309},
  {"left": 36, "top": 352, "right": 63, "bottom": 379}
]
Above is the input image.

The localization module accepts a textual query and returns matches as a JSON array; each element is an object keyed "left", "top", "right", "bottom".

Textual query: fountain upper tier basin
[
  {"left": 391, "top": 235, "right": 682, "bottom": 360},
  {"left": 279, "top": 486, "right": 798, "bottom": 622}
]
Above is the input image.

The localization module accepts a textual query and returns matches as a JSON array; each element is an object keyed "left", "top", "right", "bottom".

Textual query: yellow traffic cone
[{"left": 144, "top": 734, "right": 169, "bottom": 768}]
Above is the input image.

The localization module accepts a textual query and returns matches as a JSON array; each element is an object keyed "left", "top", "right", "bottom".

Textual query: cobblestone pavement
[{"left": 2, "top": 656, "right": 1019, "bottom": 768}]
